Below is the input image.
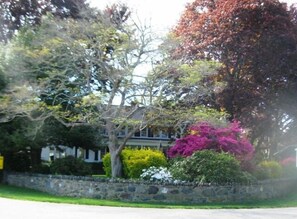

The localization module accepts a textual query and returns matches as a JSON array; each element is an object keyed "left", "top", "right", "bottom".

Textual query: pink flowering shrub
[{"left": 168, "top": 121, "right": 254, "bottom": 162}]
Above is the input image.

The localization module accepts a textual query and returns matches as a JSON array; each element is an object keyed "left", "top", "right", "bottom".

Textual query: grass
[{"left": 1, "top": 183, "right": 297, "bottom": 209}]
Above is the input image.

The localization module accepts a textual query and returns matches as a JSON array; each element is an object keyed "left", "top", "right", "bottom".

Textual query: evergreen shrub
[
  {"left": 31, "top": 163, "right": 51, "bottom": 174},
  {"left": 169, "top": 150, "right": 254, "bottom": 184},
  {"left": 50, "top": 156, "right": 92, "bottom": 176}
]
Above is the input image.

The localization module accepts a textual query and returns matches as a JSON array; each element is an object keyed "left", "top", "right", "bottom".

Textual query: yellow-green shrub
[
  {"left": 255, "top": 160, "right": 283, "bottom": 180},
  {"left": 102, "top": 153, "right": 112, "bottom": 177},
  {"left": 103, "top": 148, "right": 167, "bottom": 178}
]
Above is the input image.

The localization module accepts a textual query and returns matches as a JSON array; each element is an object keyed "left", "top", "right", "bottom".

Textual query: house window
[
  {"left": 134, "top": 131, "right": 140, "bottom": 137},
  {"left": 85, "top": 149, "right": 89, "bottom": 159},
  {"left": 140, "top": 128, "right": 148, "bottom": 137},
  {"left": 153, "top": 129, "right": 160, "bottom": 138},
  {"left": 94, "top": 150, "right": 99, "bottom": 161},
  {"left": 118, "top": 126, "right": 126, "bottom": 136},
  {"left": 148, "top": 128, "right": 153, "bottom": 137},
  {"left": 160, "top": 131, "right": 169, "bottom": 139}
]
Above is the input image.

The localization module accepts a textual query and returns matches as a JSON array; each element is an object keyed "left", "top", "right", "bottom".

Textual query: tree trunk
[
  {"left": 110, "top": 149, "right": 122, "bottom": 178},
  {"left": 108, "top": 129, "right": 123, "bottom": 178}
]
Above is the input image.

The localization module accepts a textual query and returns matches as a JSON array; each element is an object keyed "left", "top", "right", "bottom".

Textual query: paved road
[{"left": 1, "top": 197, "right": 297, "bottom": 219}]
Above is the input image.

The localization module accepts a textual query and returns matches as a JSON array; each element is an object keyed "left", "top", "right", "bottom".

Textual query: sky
[
  {"left": 89, "top": 0, "right": 297, "bottom": 35},
  {"left": 88, "top": 0, "right": 194, "bottom": 35}
]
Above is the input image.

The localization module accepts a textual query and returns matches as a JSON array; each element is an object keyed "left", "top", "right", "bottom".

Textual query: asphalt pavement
[{"left": 1, "top": 197, "right": 297, "bottom": 219}]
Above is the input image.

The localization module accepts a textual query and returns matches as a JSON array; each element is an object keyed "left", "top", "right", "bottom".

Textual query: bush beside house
[
  {"left": 50, "top": 156, "right": 92, "bottom": 176},
  {"left": 103, "top": 148, "right": 167, "bottom": 178},
  {"left": 169, "top": 150, "right": 254, "bottom": 184}
]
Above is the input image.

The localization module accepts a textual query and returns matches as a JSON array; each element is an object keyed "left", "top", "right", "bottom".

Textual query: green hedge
[{"left": 103, "top": 148, "right": 167, "bottom": 178}]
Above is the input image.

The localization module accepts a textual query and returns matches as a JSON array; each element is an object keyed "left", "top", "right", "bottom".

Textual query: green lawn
[{"left": 0, "top": 183, "right": 297, "bottom": 209}]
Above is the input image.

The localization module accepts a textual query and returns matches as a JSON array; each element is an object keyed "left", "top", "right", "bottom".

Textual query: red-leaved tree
[
  {"left": 168, "top": 121, "right": 254, "bottom": 162},
  {"left": 172, "top": 0, "right": 297, "bottom": 157}
]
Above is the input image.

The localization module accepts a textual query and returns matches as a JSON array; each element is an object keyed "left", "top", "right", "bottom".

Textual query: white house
[{"left": 41, "top": 126, "right": 172, "bottom": 163}]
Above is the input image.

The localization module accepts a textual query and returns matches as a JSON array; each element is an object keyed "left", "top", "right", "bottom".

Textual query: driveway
[{"left": 1, "top": 197, "right": 297, "bottom": 219}]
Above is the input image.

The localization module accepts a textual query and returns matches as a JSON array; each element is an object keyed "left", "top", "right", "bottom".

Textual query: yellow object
[{"left": 0, "top": 156, "right": 4, "bottom": 170}]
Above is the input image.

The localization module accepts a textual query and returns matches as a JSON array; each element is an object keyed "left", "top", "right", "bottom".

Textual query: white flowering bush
[{"left": 140, "top": 166, "right": 173, "bottom": 183}]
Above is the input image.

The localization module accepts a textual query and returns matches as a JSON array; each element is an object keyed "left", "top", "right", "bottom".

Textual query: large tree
[
  {"left": 173, "top": 0, "right": 297, "bottom": 157},
  {"left": 0, "top": 5, "right": 169, "bottom": 177}
]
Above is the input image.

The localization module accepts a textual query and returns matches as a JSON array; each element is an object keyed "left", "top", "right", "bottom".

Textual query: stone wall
[{"left": 5, "top": 172, "right": 297, "bottom": 204}]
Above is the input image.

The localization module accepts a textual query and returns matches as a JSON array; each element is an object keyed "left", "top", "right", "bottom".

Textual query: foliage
[
  {"left": 151, "top": 56, "right": 222, "bottom": 108},
  {"left": 121, "top": 148, "right": 168, "bottom": 179},
  {"left": 31, "top": 163, "right": 51, "bottom": 174},
  {"left": 0, "top": 116, "right": 100, "bottom": 170},
  {"left": 148, "top": 41, "right": 227, "bottom": 136},
  {"left": 0, "top": 2, "right": 164, "bottom": 178},
  {"left": 140, "top": 166, "right": 173, "bottom": 183},
  {"left": 6, "top": 151, "right": 31, "bottom": 172},
  {"left": 0, "top": 118, "right": 36, "bottom": 153},
  {"left": 103, "top": 148, "right": 168, "bottom": 179},
  {"left": 102, "top": 153, "right": 112, "bottom": 177},
  {"left": 0, "top": 0, "right": 89, "bottom": 42},
  {"left": 64, "top": 125, "right": 102, "bottom": 149},
  {"left": 169, "top": 150, "right": 253, "bottom": 184},
  {"left": 173, "top": 0, "right": 297, "bottom": 157},
  {"left": 168, "top": 121, "right": 254, "bottom": 162},
  {"left": 280, "top": 157, "right": 297, "bottom": 178},
  {"left": 255, "top": 160, "right": 283, "bottom": 180},
  {"left": 151, "top": 105, "right": 227, "bottom": 137},
  {"left": 0, "top": 72, "right": 5, "bottom": 92},
  {"left": 50, "top": 156, "right": 92, "bottom": 176},
  {"left": 30, "top": 117, "right": 101, "bottom": 150},
  {"left": 0, "top": 117, "right": 46, "bottom": 169}
]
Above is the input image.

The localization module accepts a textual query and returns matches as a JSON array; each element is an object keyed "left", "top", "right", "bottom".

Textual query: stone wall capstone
[{"left": 5, "top": 172, "right": 297, "bottom": 204}]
